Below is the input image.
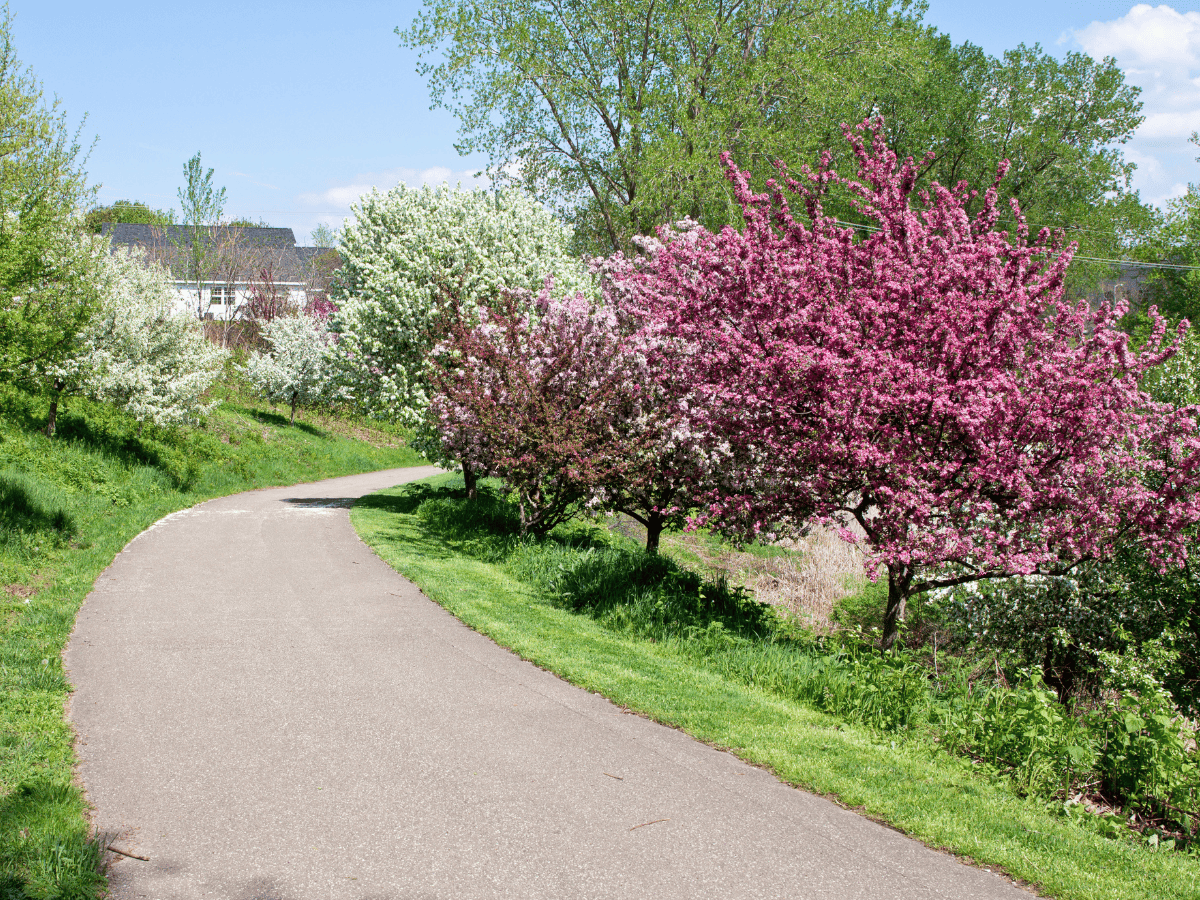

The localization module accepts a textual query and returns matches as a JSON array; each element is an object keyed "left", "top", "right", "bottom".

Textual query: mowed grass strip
[
  {"left": 0, "top": 384, "right": 425, "bottom": 899},
  {"left": 351, "top": 475, "right": 1200, "bottom": 900}
]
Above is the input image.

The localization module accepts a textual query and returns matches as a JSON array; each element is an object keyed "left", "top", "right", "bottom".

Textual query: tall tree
[
  {"left": 1130, "top": 133, "right": 1200, "bottom": 326},
  {"left": 84, "top": 199, "right": 174, "bottom": 233},
  {"left": 400, "top": 0, "right": 922, "bottom": 254},
  {"left": 174, "top": 152, "right": 227, "bottom": 318},
  {"left": 864, "top": 37, "right": 1149, "bottom": 295},
  {"left": 401, "top": 1, "right": 1147, "bottom": 265},
  {"left": 0, "top": 6, "right": 98, "bottom": 381}
]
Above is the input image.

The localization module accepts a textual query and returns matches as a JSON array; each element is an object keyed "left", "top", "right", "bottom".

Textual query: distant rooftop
[
  {"left": 102, "top": 223, "right": 299, "bottom": 249},
  {"left": 101, "top": 223, "right": 337, "bottom": 282}
]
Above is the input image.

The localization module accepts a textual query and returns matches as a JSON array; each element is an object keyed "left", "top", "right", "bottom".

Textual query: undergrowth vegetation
[
  {"left": 354, "top": 476, "right": 1200, "bottom": 900},
  {"left": 0, "top": 380, "right": 422, "bottom": 899}
]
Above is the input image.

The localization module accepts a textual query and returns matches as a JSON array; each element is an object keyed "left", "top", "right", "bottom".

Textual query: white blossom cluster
[
  {"left": 244, "top": 314, "right": 335, "bottom": 420},
  {"left": 49, "top": 246, "right": 225, "bottom": 427},
  {"left": 1142, "top": 325, "right": 1200, "bottom": 407},
  {"left": 330, "top": 184, "right": 592, "bottom": 423}
]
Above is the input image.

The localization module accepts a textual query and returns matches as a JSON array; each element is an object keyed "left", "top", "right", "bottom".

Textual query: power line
[
  {"left": 1073, "top": 255, "right": 1200, "bottom": 272},
  {"left": 827, "top": 219, "right": 1200, "bottom": 273}
]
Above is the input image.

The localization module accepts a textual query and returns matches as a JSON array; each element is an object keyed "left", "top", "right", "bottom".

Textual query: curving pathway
[{"left": 66, "top": 467, "right": 1034, "bottom": 899}]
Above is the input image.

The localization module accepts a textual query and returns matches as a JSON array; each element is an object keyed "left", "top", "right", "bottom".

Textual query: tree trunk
[
  {"left": 462, "top": 462, "right": 478, "bottom": 500},
  {"left": 45, "top": 379, "right": 64, "bottom": 437},
  {"left": 290, "top": 390, "right": 298, "bottom": 425},
  {"left": 880, "top": 564, "right": 912, "bottom": 652},
  {"left": 45, "top": 396, "right": 58, "bottom": 437},
  {"left": 645, "top": 512, "right": 665, "bottom": 554}
]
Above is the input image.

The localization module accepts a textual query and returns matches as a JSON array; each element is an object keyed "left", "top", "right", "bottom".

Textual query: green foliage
[
  {"left": 169, "top": 152, "right": 226, "bottom": 301},
  {"left": 83, "top": 200, "right": 173, "bottom": 233},
  {"left": 309, "top": 222, "right": 339, "bottom": 249},
  {"left": 0, "top": 6, "right": 98, "bottom": 381},
  {"left": 1092, "top": 689, "right": 1196, "bottom": 811},
  {"left": 831, "top": 578, "right": 889, "bottom": 637},
  {"left": 402, "top": 0, "right": 1149, "bottom": 262},
  {"left": 1130, "top": 174, "right": 1199, "bottom": 327}
]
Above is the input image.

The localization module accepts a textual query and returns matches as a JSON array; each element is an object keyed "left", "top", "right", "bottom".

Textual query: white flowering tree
[
  {"left": 329, "top": 184, "right": 591, "bottom": 426},
  {"left": 45, "top": 246, "right": 225, "bottom": 434},
  {"left": 243, "top": 313, "right": 334, "bottom": 424}
]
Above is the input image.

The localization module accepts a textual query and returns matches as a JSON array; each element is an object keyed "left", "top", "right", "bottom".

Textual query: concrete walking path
[{"left": 65, "top": 467, "right": 1033, "bottom": 899}]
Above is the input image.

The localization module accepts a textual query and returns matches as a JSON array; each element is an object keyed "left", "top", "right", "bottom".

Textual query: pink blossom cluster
[
  {"left": 429, "top": 287, "right": 704, "bottom": 544},
  {"left": 607, "top": 120, "right": 1200, "bottom": 646},
  {"left": 427, "top": 119, "right": 1200, "bottom": 647}
]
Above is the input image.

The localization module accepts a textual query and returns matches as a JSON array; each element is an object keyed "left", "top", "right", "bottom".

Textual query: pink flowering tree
[
  {"left": 614, "top": 120, "right": 1200, "bottom": 650},
  {"left": 428, "top": 288, "right": 705, "bottom": 549}
]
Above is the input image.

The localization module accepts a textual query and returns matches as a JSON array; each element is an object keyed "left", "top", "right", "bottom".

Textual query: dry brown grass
[
  {"left": 633, "top": 519, "right": 868, "bottom": 633},
  {"left": 738, "top": 528, "right": 867, "bottom": 632}
]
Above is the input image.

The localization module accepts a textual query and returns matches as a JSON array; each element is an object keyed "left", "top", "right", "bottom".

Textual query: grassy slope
[
  {"left": 352, "top": 475, "right": 1200, "bottom": 900},
  {"left": 0, "top": 385, "right": 424, "bottom": 899}
]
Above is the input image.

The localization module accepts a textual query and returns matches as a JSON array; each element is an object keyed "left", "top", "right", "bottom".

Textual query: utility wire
[
  {"left": 827, "top": 219, "right": 1200, "bottom": 273},
  {"left": 1072, "top": 255, "right": 1200, "bottom": 272}
]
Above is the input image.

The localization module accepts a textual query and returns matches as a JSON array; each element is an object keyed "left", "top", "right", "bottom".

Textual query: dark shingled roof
[
  {"left": 102, "top": 223, "right": 298, "bottom": 249},
  {"left": 101, "top": 223, "right": 338, "bottom": 283}
]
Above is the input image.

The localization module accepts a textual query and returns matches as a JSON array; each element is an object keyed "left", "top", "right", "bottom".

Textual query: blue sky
[{"left": 12, "top": 1, "right": 1200, "bottom": 244}]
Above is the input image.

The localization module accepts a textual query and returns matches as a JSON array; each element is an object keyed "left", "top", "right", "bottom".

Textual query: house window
[{"left": 209, "top": 285, "right": 237, "bottom": 306}]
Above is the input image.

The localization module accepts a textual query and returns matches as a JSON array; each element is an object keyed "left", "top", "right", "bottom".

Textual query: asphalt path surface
[{"left": 65, "top": 467, "right": 1034, "bottom": 899}]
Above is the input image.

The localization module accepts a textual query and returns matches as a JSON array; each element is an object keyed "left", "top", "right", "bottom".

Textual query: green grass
[
  {"left": 351, "top": 475, "right": 1200, "bottom": 900},
  {"left": 0, "top": 382, "right": 424, "bottom": 899}
]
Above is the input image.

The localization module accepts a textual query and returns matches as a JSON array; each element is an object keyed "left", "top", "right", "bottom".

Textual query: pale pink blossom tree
[
  {"left": 614, "top": 120, "right": 1200, "bottom": 650},
  {"left": 429, "top": 287, "right": 706, "bottom": 549}
]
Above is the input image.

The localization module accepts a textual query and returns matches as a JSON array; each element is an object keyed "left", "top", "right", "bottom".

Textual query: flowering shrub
[
  {"left": 330, "top": 184, "right": 591, "bottom": 424},
  {"left": 242, "top": 266, "right": 297, "bottom": 324},
  {"left": 613, "top": 119, "right": 1200, "bottom": 649},
  {"left": 46, "top": 247, "right": 225, "bottom": 431},
  {"left": 428, "top": 281, "right": 710, "bottom": 548},
  {"left": 429, "top": 290, "right": 633, "bottom": 536},
  {"left": 244, "top": 314, "right": 335, "bottom": 424}
]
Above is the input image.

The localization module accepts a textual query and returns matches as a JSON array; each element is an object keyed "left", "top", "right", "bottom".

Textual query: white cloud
[
  {"left": 1073, "top": 4, "right": 1200, "bottom": 71},
  {"left": 295, "top": 165, "right": 488, "bottom": 216},
  {"left": 1069, "top": 4, "right": 1200, "bottom": 205}
]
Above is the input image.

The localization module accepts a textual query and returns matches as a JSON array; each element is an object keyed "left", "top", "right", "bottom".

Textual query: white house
[{"left": 102, "top": 223, "right": 336, "bottom": 319}]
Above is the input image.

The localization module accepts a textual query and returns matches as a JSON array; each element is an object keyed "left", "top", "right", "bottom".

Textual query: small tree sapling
[{"left": 244, "top": 314, "right": 334, "bottom": 425}]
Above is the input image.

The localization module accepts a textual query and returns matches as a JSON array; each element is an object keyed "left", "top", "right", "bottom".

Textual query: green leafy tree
[
  {"left": 1130, "top": 133, "right": 1200, "bottom": 325},
  {"left": 84, "top": 199, "right": 174, "bottom": 233},
  {"left": 309, "top": 222, "right": 339, "bottom": 249},
  {"left": 401, "top": 1, "right": 1148, "bottom": 263},
  {"left": 0, "top": 5, "right": 98, "bottom": 380},
  {"left": 861, "top": 37, "right": 1149, "bottom": 292},
  {"left": 401, "top": 0, "right": 922, "bottom": 253},
  {"left": 173, "top": 151, "right": 227, "bottom": 318}
]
